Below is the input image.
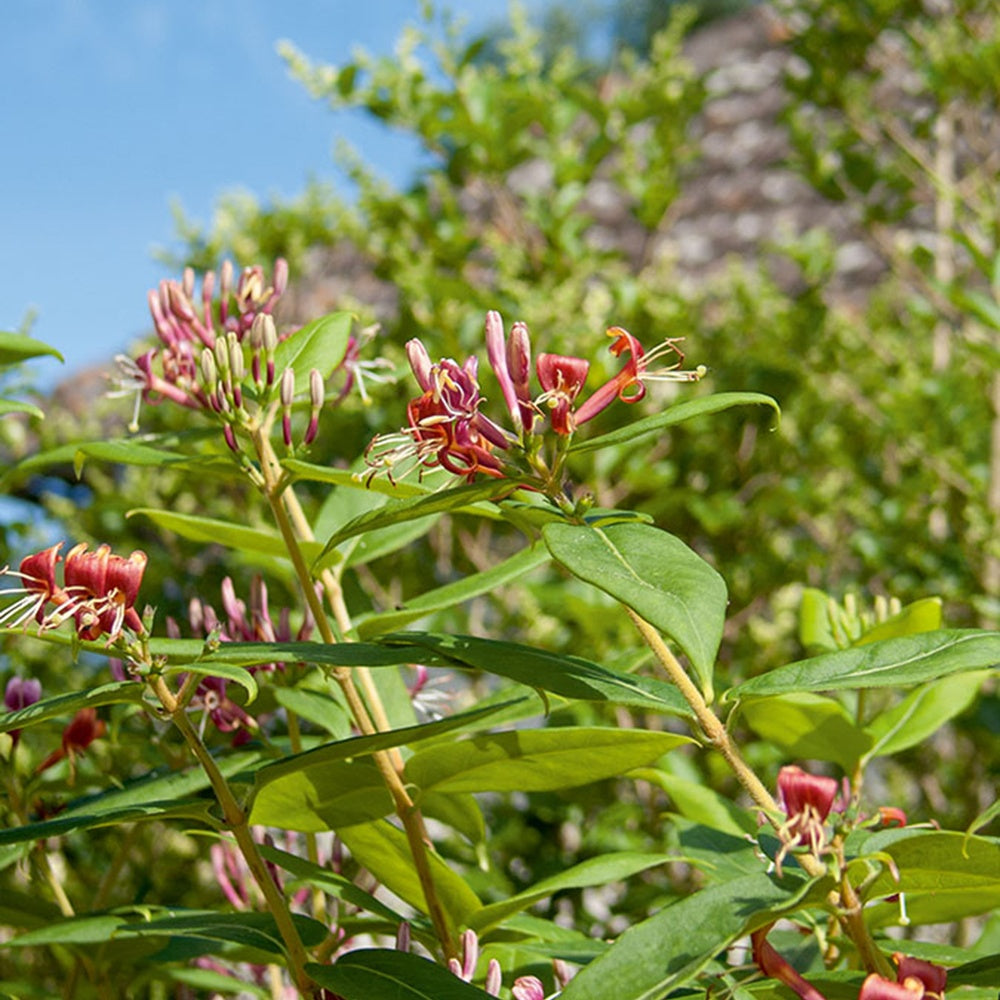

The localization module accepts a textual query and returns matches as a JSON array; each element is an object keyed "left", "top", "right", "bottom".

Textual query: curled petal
[{"left": 859, "top": 974, "right": 925, "bottom": 1000}]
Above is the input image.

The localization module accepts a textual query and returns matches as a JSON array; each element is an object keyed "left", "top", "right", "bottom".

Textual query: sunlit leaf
[
  {"left": 569, "top": 392, "right": 779, "bottom": 454},
  {"left": 272, "top": 310, "right": 353, "bottom": 381},
  {"left": 0, "top": 332, "right": 63, "bottom": 365},
  {"left": 543, "top": 521, "right": 726, "bottom": 700},
  {"left": 727, "top": 630, "right": 1000, "bottom": 699}
]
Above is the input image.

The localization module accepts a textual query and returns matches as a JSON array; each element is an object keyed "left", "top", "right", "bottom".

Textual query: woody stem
[{"left": 252, "top": 430, "right": 457, "bottom": 960}]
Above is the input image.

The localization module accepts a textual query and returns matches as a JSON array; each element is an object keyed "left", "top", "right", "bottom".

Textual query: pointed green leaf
[
  {"left": 306, "top": 950, "right": 494, "bottom": 999},
  {"left": 469, "top": 852, "right": 673, "bottom": 933},
  {"left": 249, "top": 699, "right": 523, "bottom": 788},
  {"left": 338, "top": 820, "right": 482, "bottom": 931},
  {"left": 856, "top": 597, "right": 942, "bottom": 645},
  {"left": 858, "top": 831, "right": 1000, "bottom": 926},
  {"left": 635, "top": 773, "right": 757, "bottom": 837},
  {"left": 0, "top": 332, "right": 63, "bottom": 365},
  {"left": 355, "top": 546, "right": 549, "bottom": 638},
  {"left": 559, "top": 873, "right": 818, "bottom": 1000},
  {"left": 127, "top": 508, "right": 322, "bottom": 563},
  {"left": 0, "top": 681, "right": 144, "bottom": 734},
  {"left": 314, "top": 481, "right": 503, "bottom": 572},
  {"left": 382, "top": 632, "right": 692, "bottom": 716},
  {"left": 569, "top": 392, "right": 778, "bottom": 454},
  {"left": 543, "top": 522, "right": 726, "bottom": 700},
  {"left": 73, "top": 440, "right": 236, "bottom": 478},
  {"left": 282, "top": 458, "right": 431, "bottom": 499},
  {"left": 741, "top": 693, "right": 873, "bottom": 770},
  {"left": 272, "top": 310, "right": 353, "bottom": 381},
  {"left": 249, "top": 757, "right": 393, "bottom": 831},
  {"left": 726, "top": 629, "right": 1000, "bottom": 700},
  {"left": 162, "top": 661, "right": 258, "bottom": 705},
  {"left": 862, "top": 670, "right": 989, "bottom": 761},
  {"left": 0, "top": 398, "right": 43, "bottom": 419},
  {"left": 405, "top": 728, "right": 691, "bottom": 796}
]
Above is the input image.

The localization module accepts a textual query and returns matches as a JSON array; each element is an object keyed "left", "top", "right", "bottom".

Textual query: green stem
[
  {"left": 626, "top": 608, "right": 891, "bottom": 974},
  {"left": 252, "top": 430, "right": 457, "bottom": 959},
  {"left": 150, "top": 676, "right": 317, "bottom": 996}
]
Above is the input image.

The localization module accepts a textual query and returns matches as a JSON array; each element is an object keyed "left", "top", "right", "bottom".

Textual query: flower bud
[{"left": 200, "top": 347, "right": 218, "bottom": 389}]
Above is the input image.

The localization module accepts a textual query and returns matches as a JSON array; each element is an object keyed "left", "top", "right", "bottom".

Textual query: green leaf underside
[
  {"left": 543, "top": 521, "right": 726, "bottom": 699},
  {"left": 559, "top": 873, "right": 817, "bottom": 1000},
  {"left": 314, "top": 480, "right": 505, "bottom": 571},
  {"left": 74, "top": 441, "right": 235, "bottom": 477},
  {"left": 569, "top": 391, "right": 779, "bottom": 454},
  {"left": 337, "top": 820, "right": 482, "bottom": 932},
  {"left": 127, "top": 508, "right": 323, "bottom": 563},
  {"left": 178, "top": 633, "right": 691, "bottom": 715},
  {"left": 727, "top": 629, "right": 1000, "bottom": 699},
  {"left": 405, "top": 727, "right": 691, "bottom": 795},
  {"left": 469, "top": 852, "right": 673, "bottom": 932},
  {"left": 379, "top": 632, "right": 692, "bottom": 715},
  {"left": 306, "top": 950, "right": 494, "bottom": 999},
  {"left": 355, "top": 545, "right": 549, "bottom": 638},
  {"left": 740, "top": 693, "right": 873, "bottom": 770},
  {"left": 0, "top": 681, "right": 144, "bottom": 734},
  {"left": 856, "top": 830, "right": 1000, "bottom": 925}
]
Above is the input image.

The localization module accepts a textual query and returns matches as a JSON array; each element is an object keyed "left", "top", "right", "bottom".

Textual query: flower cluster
[
  {"left": 171, "top": 575, "right": 316, "bottom": 740},
  {"left": 365, "top": 310, "right": 705, "bottom": 497},
  {"left": 0, "top": 542, "right": 147, "bottom": 643}
]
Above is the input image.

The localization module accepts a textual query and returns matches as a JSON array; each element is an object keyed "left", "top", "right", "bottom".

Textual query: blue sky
[{"left": 1, "top": 1, "right": 533, "bottom": 386}]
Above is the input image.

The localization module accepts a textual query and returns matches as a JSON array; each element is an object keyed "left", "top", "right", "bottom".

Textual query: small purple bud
[
  {"left": 282, "top": 413, "right": 293, "bottom": 448},
  {"left": 229, "top": 335, "right": 245, "bottom": 382},
  {"left": 5, "top": 676, "right": 42, "bottom": 713},
  {"left": 272, "top": 258, "right": 288, "bottom": 300},
  {"left": 485, "top": 310, "right": 521, "bottom": 431},
  {"left": 223, "top": 424, "right": 239, "bottom": 453},
  {"left": 395, "top": 922, "right": 411, "bottom": 953},
  {"left": 182, "top": 267, "right": 195, "bottom": 299},
  {"left": 201, "top": 348, "right": 218, "bottom": 388},
  {"left": 309, "top": 369, "right": 324, "bottom": 410}
]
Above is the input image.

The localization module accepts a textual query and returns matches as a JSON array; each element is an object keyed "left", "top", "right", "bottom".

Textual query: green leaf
[
  {"left": 282, "top": 458, "right": 431, "bottom": 499},
  {"left": 306, "top": 950, "right": 494, "bottom": 999},
  {"left": 355, "top": 545, "right": 549, "bottom": 638},
  {"left": 272, "top": 685, "right": 352, "bottom": 739},
  {"left": 635, "top": 773, "right": 757, "bottom": 837},
  {"left": 272, "top": 310, "right": 352, "bottom": 381},
  {"left": 249, "top": 757, "right": 393, "bottom": 831},
  {"left": 469, "top": 852, "right": 673, "bottom": 933},
  {"left": 249, "top": 699, "right": 522, "bottom": 788},
  {"left": 740, "top": 693, "right": 873, "bottom": 770},
  {"left": 259, "top": 843, "right": 405, "bottom": 923},
  {"left": 382, "top": 632, "right": 692, "bottom": 716},
  {"left": 0, "top": 332, "right": 63, "bottom": 365},
  {"left": 314, "top": 481, "right": 503, "bottom": 572},
  {"left": 0, "top": 681, "right": 144, "bottom": 735},
  {"left": 857, "top": 831, "right": 1000, "bottom": 926},
  {"left": 862, "top": 670, "right": 989, "bottom": 761},
  {"left": 559, "top": 873, "right": 818, "bottom": 1000},
  {"left": 0, "top": 398, "right": 43, "bottom": 419},
  {"left": 337, "top": 820, "right": 482, "bottom": 932},
  {"left": 856, "top": 597, "right": 942, "bottom": 644},
  {"left": 73, "top": 441, "right": 235, "bottom": 479},
  {"left": 405, "top": 727, "right": 691, "bottom": 796},
  {"left": 569, "top": 391, "right": 779, "bottom": 454},
  {"left": 543, "top": 522, "right": 726, "bottom": 700},
  {"left": 162, "top": 661, "right": 259, "bottom": 705},
  {"left": 127, "top": 508, "right": 322, "bottom": 563},
  {"left": 726, "top": 629, "right": 1000, "bottom": 699}
]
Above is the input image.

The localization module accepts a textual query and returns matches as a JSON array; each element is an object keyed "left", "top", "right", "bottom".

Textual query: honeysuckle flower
[
  {"left": 752, "top": 926, "right": 828, "bottom": 1000},
  {"left": 858, "top": 973, "right": 925, "bottom": 1000},
  {"left": 774, "top": 764, "right": 840, "bottom": 875},
  {"left": 893, "top": 955, "right": 946, "bottom": 998},
  {"left": 573, "top": 327, "right": 705, "bottom": 426},
  {"left": 0, "top": 542, "right": 147, "bottom": 642},
  {"left": 36, "top": 707, "right": 106, "bottom": 776},
  {"left": 512, "top": 975, "right": 547, "bottom": 1000},
  {"left": 536, "top": 353, "right": 591, "bottom": 435}
]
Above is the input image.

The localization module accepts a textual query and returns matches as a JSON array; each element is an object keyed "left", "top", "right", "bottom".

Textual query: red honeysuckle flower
[
  {"left": 63, "top": 543, "right": 148, "bottom": 641},
  {"left": 536, "top": 353, "right": 591, "bottom": 436},
  {"left": 859, "top": 974, "right": 925, "bottom": 1000},
  {"left": 773, "top": 765, "right": 841, "bottom": 875},
  {"left": 893, "top": 955, "right": 946, "bottom": 998},
  {"left": 573, "top": 327, "right": 704, "bottom": 425},
  {"left": 751, "top": 927, "right": 829, "bottom": 1000},
  {"left": 36, "top": 707, "right": 107, "bottom": 774}
]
